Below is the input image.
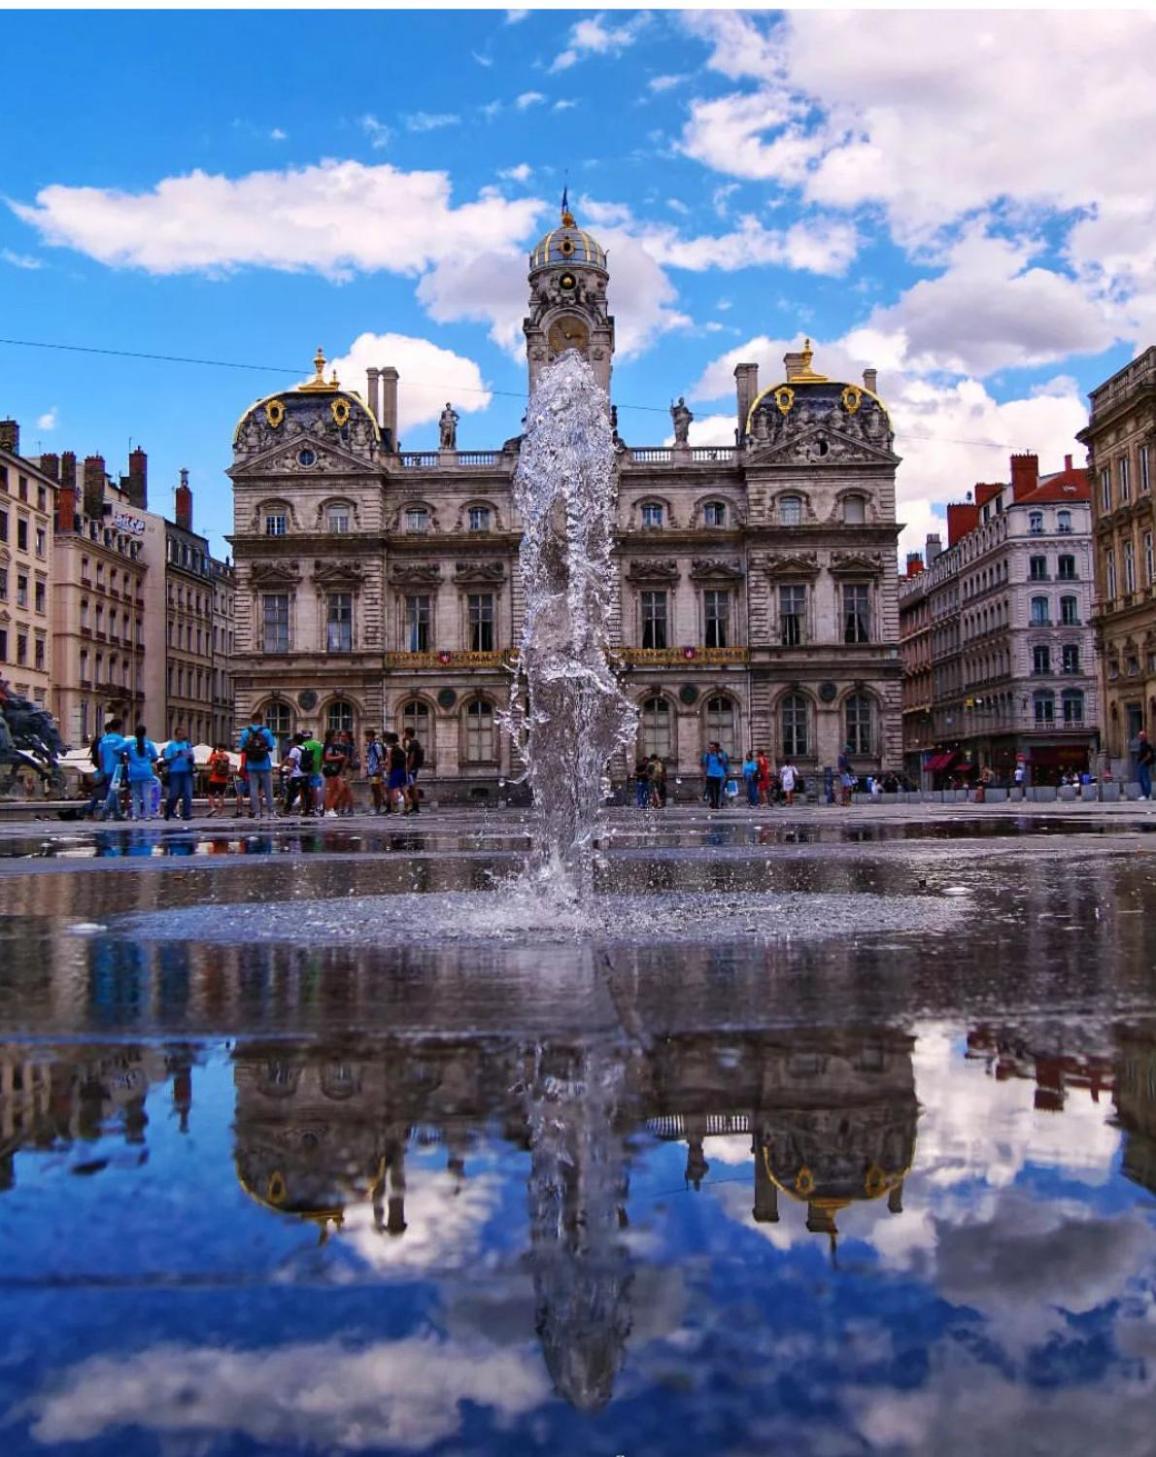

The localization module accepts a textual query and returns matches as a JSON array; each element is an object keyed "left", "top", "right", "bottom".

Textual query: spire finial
[
  {"left": 561, "top": 185, "right": 575, "bottom": 228},
  {"left": 313, "top": 346, "right": 326, "bottom": 381}
]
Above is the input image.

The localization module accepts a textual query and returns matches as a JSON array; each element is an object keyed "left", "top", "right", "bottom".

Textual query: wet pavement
[{"left": 1, "top": 808, "right": 1155, "bottom": 1456}]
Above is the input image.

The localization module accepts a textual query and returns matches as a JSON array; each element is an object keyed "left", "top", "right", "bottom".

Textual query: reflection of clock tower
[{"left": 524, "top": 193, "right": 615, "bottom": 396}]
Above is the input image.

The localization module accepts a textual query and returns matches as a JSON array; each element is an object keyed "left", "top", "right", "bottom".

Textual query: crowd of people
[
  {"left": 632, "top": 744, "right": 913, "bottom": 811},
  {"left": 81, "top": 711, "right": 427, "bottom": 822}
]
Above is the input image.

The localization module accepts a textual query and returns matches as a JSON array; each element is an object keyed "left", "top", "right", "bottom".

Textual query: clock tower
[{"left": 524, "top": 194, "right": 615, "bottom": 396}]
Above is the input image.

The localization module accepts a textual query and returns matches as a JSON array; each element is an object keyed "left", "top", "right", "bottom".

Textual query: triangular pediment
[
  {"left": 248, "top": 560, "right": 302, "bottom": 586},
  {"left": 689, "top": 557, "right": 745, "bottom": 582},
  {"left": 312, "top": 560, "right": 366, "bottom": 587},
  {"left": 625, "top": 558, "right": 680, "bottom": 584},
  {"left": 748, "top": 425, "right": 898, "bottom": 467},
  {"left": 228, "top": 437, "right": 378, "bottom": 480},
  {"left": 454, "top": 560, "right": 507, "bottom": 585}
]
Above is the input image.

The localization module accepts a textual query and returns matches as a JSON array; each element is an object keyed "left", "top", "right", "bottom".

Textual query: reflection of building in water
[
  {"left": 966, "top": 1026, "right": 1115, "bottom": 1113},
  {"left": 0, "top": 1042, "right": 187, "bottom": 1190},
  {"left": 645, "top": 1029, "right": 916, "bottom": 1251},
  {"left": 1115, "top": 1029, "right": 1156, "bottom": 1195}
]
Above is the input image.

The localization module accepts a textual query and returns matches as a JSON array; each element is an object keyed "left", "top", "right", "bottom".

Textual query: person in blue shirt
[
  {"left": 123, "top": 723, "right": 160, "bottom": 820},
  {"left": 96, "top": 718, "right": 128, "bottom": 821},
  {"left": 240, "top": 712, "right": 276, "bottom": 818},
  {"left": 741, "top": 751, "right": 759, "bottom": 807},
  {"left": 701, "top": 740, "right": 730, "bottom": 811},
  {"left": 163, "top": 727, "right": 196, "bottom": 821}
]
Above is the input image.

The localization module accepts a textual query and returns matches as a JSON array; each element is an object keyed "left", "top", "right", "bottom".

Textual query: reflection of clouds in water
[
  {"left": 912, "top": 1022, "right": 1121, "bottom": 1190},
  {"left": 27, "top": 1336, "right": 550, "bottom": 1451},
  {"left": 340, "top": 1167, "right": 504, "bottom": 1272}
]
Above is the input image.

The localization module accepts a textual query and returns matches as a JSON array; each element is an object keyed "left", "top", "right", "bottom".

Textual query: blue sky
[{"left": 2, "top": 8, "right": 1153, "bottom": 560}]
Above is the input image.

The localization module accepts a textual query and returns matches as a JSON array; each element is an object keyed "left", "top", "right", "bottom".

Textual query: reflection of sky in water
[{"left": 0, "top": 1023, "right": 1152, "bottom": 1457}]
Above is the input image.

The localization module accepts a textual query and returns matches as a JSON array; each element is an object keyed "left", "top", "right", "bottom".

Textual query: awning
[{"left": 924, "top": 750, "right": 960, "bottom": 773}]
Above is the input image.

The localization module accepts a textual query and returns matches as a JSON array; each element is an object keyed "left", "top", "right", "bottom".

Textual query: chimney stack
[
  {"left": 83, "top": 454, "right": 106, "bottom": 519},
  {"left": 366, "top": 366, "right": 381, "bottom": 428},
  {"left": 39, "top": 452, "right": 60, "bottom": 482},
  {"left": 734, "top": 361, "right": 759, "bottom": 441},
  {"left": 60, "top": 451, "right": 77, "bottom": 491},
  {"left": 1010, "top": 451, "right": 1039, "bottom": 501},
  {"left": 175, "top": 467, "right": 193, "bottom": 531},
  {"left": 380, "top": 366, "right": 399, "bottom": 451},
  {"left": 1064, "top": 453, "right": 1073, "bottom": 471},
  {"left": 863, "top": 368, "right": 878, "bottom": 394},
  {"left": 57, "top": 470, "right": 77, "bottom": 534},
  {"left": 905, "top": 551, "right": 924, "bottom": 576},
  {"left": 125, "top": 446, "right": 148, "bottom": 509},
  {"left": 925, "top": 531, "right": 942, "bottom": 564},
  {"left": 0, "top": 419, "right": 19, "bottom": 456}
]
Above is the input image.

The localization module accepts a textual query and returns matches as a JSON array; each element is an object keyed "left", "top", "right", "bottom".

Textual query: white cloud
[
  {"left": 480, "top": 100, "right": 503, "bottom": 121},
  {"left": 269, "top": 127, "right": 287, "bottom": 142},
  {"left": 417, "top": 250, "right": 530, "bottom": 356},
  {"left": 648, "top": 73, "right": 688, "bottom": 93},
  {"left": 552, "top": 98, "right": 577, "bottom": 112},
  {"left": 514, "top": 90, "right": 545, "bottom": 110},
  {"left": 505, "top": 8, "right": 529, "bottom": 23},
  {"left": 403, "top": 111, "right": 460, "bottom": 133},
  {"left": 28, "top": 1336, "right": 550, "bottom": 1451},
  {"left": 1, "top": 247, "right": 42, "bottom": 270},
  {"left": 498, "top": 163, "right": 533, "bottom": 184},
  {"left": 10, "top": 161, "right": 543, "bottom": 282},
  {"left": 666, "top": 198, "right": 690, "bottom": 217},
  {"left": 36, "top": 407, "right": 58, "bottom": 431},
  {"left": 550, "top": 12, "right": 649, "bottom": 73},
  {"left": 359, "top": 113, "right": 392, "bottom": 149},
  {"left": 472, "top": 51, "right": 493, "bottom": 68},
  {"left": 326, "top": 331, "right": 491, "bottom": 439}
]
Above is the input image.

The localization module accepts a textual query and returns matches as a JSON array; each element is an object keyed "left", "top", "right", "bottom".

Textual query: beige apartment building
[
  {"left": 0, "top": 420, "right": 57, "bottom": 708},
  {"left": 210, "top": 554, "right": 237, "bottom": 748},
  {"left": 163, "top": 470, "right": 218, "bottom": 744},
  {"left": 1077, "top": 347, "right": 1156, "bottom": 776},
  {"left": 229, "top": 203, "right": 904, "bottom": 791}
]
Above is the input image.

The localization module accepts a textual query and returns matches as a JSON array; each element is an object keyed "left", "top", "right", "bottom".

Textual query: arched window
[
  {"left": 326, "top": 503, "right": 351, "bottom": 534},
  {"left": 263, "top": 701, "right": 293, "bottom": 749},
  {"left": 1029, "top": 511, "right": 1044, "bottom": 534},
  {"left": 703, "top": 500, "right": 728, "bottom": 528},
  {"left": 1033, "top": 690, "right": 1055, "bottom": 725},
  {"left": 1030, "top": 595, "right": 1049, "bottom": 626},
  {"left": 844, "top": 693, "right": 873, "bottom": 754},
  {"left": 401, "top": 699, "right": 431, "bottom": 756},
  {"left": 405, "top": 506, "right": 430, "bottom": 534},
  {"left": 464, "top": 699, "right": 495, "bottom": 763},
  {"left": 640, "top": 696, "right": 673, "bottom": 759},
  {"left": 842, "top": 495, "right": 866, "bottom": 525},
  {"left": 1057, "top": 509, "right": 1072, "bottom": 534},
  {"left": 779, "top": 494, "right": 803, "bottom": 526},
  {"left": 467, "top": 505, "right": 492, "bottom": 532},
  {"left": 705, "top": 695, "right": 737, "bottom": 758},
  {"left": 326, "top": 700, "right": 354, "bottom": 735},
  {"left": 640, "top": 501, "right": 664, "bottom": 528},
  {"left": 781, "top": 693, "right": 809, "bottom": 758},
  {"left": 1062, "top": 689, "right": 1084, "bottom": 724}
]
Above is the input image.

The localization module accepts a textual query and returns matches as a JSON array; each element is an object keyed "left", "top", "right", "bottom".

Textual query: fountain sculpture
[{"left": 507, "top": 351, "right": 638, "bottom": 899}]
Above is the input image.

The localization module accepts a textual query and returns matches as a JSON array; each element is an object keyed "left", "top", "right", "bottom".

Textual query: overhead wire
[{"left": 0, "top": 333, "right": 1052, "bottom": 449}]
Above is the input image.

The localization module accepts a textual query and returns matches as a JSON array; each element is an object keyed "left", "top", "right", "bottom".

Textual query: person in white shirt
[{"left": 780, "top": 760, "right": 798, "bottom": 806}]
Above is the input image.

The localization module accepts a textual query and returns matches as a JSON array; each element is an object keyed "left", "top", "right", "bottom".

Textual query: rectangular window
[
  {"left": 327, "top": 507, "right": 351, "bottom": 534},
  {"left": 843, "top": 583, "right": 870, "bottom": 644},
  {"left": 405, "top": 594, "right": 431, "bottom": 652},
  {"left": 1105, "top": 549, "right": 1117, "bottom": 600},
  {"left": 1060, "top": 596, "right": 1079, "bottom": 626},
  {"left": 1032, "top": 645, "right": 1051, "bottom": 675},
  {"left": 17, "top": 518, "right": 28, "bottom": 552},
  {"left": 16, "top": 633, "right": 27, "bottom": 666},
  {"left": 16, "top": 572, "right": 28, "bottom": 608},
  {"left": 1063, "top": 693, "right": 1084, "bottom": 724},
  {"left": 468, "top": 506, "right": 491, "bottom": 532},
  {"left": 0, "top": 566, "right": 6, "bottom": 600},
  {"left": 704, "top": 590, "right": 730, "bottom": 648},
  {"left": 1062, "top": 644, "right": 1080, "bottom": 674},
  {"left": 326, "top": 592, "right": 353, "bottom": 652},
  {"left": 264, "top": 513, "right": 287, "bottom": 537},
  {"left": 1056, "top": 555, "right": 1076, "bottom": 580},
  {"left": 1141, "top": 445, "right": 1151, "bottom": 495},
  {"left": 1144, "top": 531, "right": 1154, "bottom": 588},
  {"left": 780, "top": 584, "right": 806, "bottom": 646},
  {"left": 1124, "top": 540, "right": 1136, "bottom": 593},
  {"left": 1119, "top": 456, "right": 1131, "bottom": 501},
  {"left": 0, "top": 628, "right": 6, "bottom": 661},
  {"left": 1029, "top": 555, "right": 1048, "bottom": 580},
  {"left": 640, "top": 590, "right": 668, "bottom": 650},
  {"left": 1034, "top": 695, "right": 1054, "bottom": 725},
  {"left": 34, "top": 636, "right": 45, "bottom": 671},
  {"left": 1100, "top": 468, "right": 1112, "bottom": 512},
  {"left": 0, "top": 509, "right": 6, "bottom": 542},
  {"left": 262, "top": 593, "right": 290, "bottom": 653},
  {"left": 468, "top": 593, "right": 495, "bottom": 652},
  {"left": 37, "top": 485, "right": 46, "bottom": 512},
  {"left": 34, "top": 580, "right": 45, "bottom": 613},
  {"left": 1030, "top": 595, "right": 1049, "bottom": 625},
  {"left": 641, "top": 503, "right": 663, "bottom": 528},
  {"left": 34, "top": 527, "right": 45, "bottom": 558}
]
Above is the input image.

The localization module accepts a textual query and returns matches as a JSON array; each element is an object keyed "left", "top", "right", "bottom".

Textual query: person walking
[
  {"left": 124, "top": 724, "right": 161, "bottom": 820},
  {"left": 634, "top": 757, "right": 651, "bottom": 809},
  {"left": 741, "top": 750, "right": 759, "bottom": 807},
  {"left": 1137, "top": 730, "right": 1154, "bottom": 801},
  {"left": 403, "top": 726, "right": 424, "bottom": 814},
  {"left": 301, "top": 728, "right": 324, "bottom": 816},
  {"left": 321, "top": 730, "right": 348, "bottom": 817},
  {"left": 701, "top": 740, "right": 729, "bottom": 811},
  {"left": 365, "top": 729, "right": 385, "bottom": 814},
  {"left": 384, "top": 732, "right": 408, "bottom": 814},
  {"left": 336, "top": 729, "right": 357, "bottom": 815},
  {"left": 281, "top": 733, "right": 308, "bottom": 815},
  {"left": 240, "top": 712, "right": 276, "bottom": 818},
  {"left": 755, "top": 748, "right": 772, "bottom": 807},
  {"left": 162, "top": 727, "right": 196, "bottom": 821},
  {"left": 837, "top": 744, "right": 855, "bottom": 807},
  {"left": 206, "top": 744, "right": 232, "bottom": 817},
  {"left": 96, "top": 718, "right": 128, "bottom": 821},
  {"left": 780, "top": 758, "right": 799, "bottom": 807}
]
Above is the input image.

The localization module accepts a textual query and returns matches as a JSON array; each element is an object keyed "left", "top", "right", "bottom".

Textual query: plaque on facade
[
  {"left": 679, "top": 684, "right": 699, "bottom": 706},
  {"left": 298, "top": 690, "right": 318, "bottom": 711},
  {"left": 437, "top": 688, "right": 457, "bottom": 710},
  {"left": 819, "top": 681, "right": 838, "bottom": 704}
]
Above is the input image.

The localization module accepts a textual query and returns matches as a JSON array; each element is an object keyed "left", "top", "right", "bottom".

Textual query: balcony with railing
[{"left": 623, "top": 446, "right": 738, "bottom": 467}]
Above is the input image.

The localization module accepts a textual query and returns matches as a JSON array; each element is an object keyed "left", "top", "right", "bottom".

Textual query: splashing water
[{"left": 507, "top": 352, "right": 638, "bottom": 900}]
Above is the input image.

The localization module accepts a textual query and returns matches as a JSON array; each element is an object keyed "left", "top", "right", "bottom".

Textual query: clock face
[{"left": 548, "top": 316, "right": 590, "bottom": 358}]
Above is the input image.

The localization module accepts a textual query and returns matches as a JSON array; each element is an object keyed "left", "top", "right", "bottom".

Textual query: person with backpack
[
  {"left": 240, "top": 712, "right": 276, "bottom": 818},
  {"left": 364, "top": 729, "right": 385, "bottom": 814},
  {"left": 281, "top": 732, "right": 309, "bottom": 816},
  {"left": 384, "top": 731, "right": 408, "bottom": 814},
  {"left": 95, "top": 718, "right": 128, "bottom": 821},
  {"left": 206, "top": 743, "right": 232, "bottom": 817},
  {"left": 163, "top": 726, "right": 196, "bottom": 821},
  {"left": 300, "top": 728, "right": 324, "bottom": 815},
  {"left": 125, "top": 723, "right": 161, "bottom": 820},
  {"left": 403, "top": 726, "right": 425, "bottom": 814},
  {"left": 321, "top": 730, "right": 349, "bottom": 816}
]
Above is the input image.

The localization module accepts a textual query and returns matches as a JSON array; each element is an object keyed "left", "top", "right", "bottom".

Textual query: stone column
[{"left": 734, "top": 362, "right": 759, "bottom": 442}]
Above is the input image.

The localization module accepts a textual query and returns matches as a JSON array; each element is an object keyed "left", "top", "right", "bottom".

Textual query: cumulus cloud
[
  {"left": 515, "top": 90, "right": 545, "bottom": 110},
  {"left": 498, "top": 163, "right": 533, "bottom": 184},
  {"left": 27, "top": 1336, "right": 550, "bottom": 1451},
  {"left": 10, "top": 161, "right": 543, "bottom": 282},
  {"left": 326, "top": 331, "right": 491, "bottom": 437},
  {"left": 550, "top": 12, "right": 649, "bottom": 73},
  {"left": 36, "top": 407, "right": 58, "bottom": 431},
  {"left": 416, "top": 250, "right": 531, "bottom": 356},
  {"left": 648, "top": 73, "right": 688, "bottom": 93}
]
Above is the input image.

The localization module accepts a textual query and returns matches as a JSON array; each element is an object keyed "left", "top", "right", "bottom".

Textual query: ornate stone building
[
  {"left": 230, "top": 204, "right": 903, "bottom": 792},
  {"left": 1077, "top": 347, "right": 1156, "bottom": 777}
]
